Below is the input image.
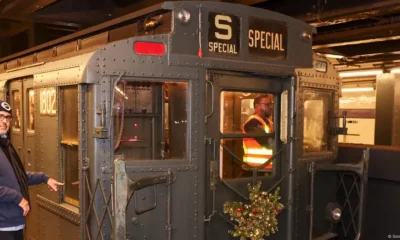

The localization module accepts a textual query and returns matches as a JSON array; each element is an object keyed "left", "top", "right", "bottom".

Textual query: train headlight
[
  {"left": 325, "top": 202, "right": 342, "bottom": 223},
  {"left": 332, "top": 208, "right": 342, "bottom": 221},
  {"left": 177, "top": 9, "right": 191, "bottom": 24}
]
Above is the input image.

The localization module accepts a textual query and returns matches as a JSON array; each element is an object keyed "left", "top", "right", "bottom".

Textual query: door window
[
  {"left": 12, "top": 90, "right": 21, "bottom": 131},
  {"left": 113, "top": 80, "right": 188, "bottom": 160},
  {"left": 27, "top": 89, "right": 35, "bottom": 132},
  {"left": 220, "top": 91, "right": 276, "bottom": 179}
]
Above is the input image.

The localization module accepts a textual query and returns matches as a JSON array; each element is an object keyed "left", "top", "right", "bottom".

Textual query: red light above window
[{"left": 134, "top": 42, "right": 165, "bottom": 56}]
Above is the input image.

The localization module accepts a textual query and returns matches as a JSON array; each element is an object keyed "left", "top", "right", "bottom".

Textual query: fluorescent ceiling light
[
  {"left": 318, "top": 53, "right": 344, "bottom": 59},
  {"left": 391, "top": 69, "right": 400, "bottom": 73},
  {"left": 341, "top": 87, "right": 374, "bottom": 92},
  {"left": 339, "top": 70, "right": 383, "bottom": 78}
]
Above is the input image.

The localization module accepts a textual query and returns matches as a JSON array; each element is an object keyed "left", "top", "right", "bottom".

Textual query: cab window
[
  {"left": 303, "top": 90, "right": 333, "bottom": 153},
  {"left": 220, "top": 91, "right": 276, "bottom": 179},
  {"left": 113, "top": 80, "right": 188, "bottom": 160}
]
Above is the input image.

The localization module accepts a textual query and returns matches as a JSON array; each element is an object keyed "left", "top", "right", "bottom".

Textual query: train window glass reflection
[
  {"left": 113, "top": 81, "right": 187, "bottom": 160},
  {"left": 60, "top": 86, "right": 79, "bottom": 207},
  {"left": 220, "top": 92, "right": 275, "bottom": 179},
  {"left": 63, "top": 145, "right": 79, "bottom": 207},
  {"left": 303, "top": 90, "right": 332, "bottom": 153},
  {"left": 27, "top": 89, "right": 35, "bottom": 131},
  {"left": 12, "top": 90, "right": 21, "bottom": 131}
]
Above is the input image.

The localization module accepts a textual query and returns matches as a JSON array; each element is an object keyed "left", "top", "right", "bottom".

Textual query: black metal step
[{"left": 313, "top": 232, "right": 338, "bottom": 240}]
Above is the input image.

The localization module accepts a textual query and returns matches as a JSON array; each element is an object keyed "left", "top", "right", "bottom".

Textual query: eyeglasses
[
  {"left": 0, "top": 115, "right": 12, "bottom": 122},
  {"left": 260, "top": 102, "right": 273, "bottom": 107}
]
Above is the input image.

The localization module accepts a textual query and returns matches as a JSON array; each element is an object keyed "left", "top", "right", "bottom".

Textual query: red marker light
[
  {"left": 134, "top": 136, "right": 138, "bottom": 139},
  {"left": 134, "top": 42, "right": 165, "bottom": 56},
  {"left": 134, "top": 123, "right": 138, "bottom": 127}
]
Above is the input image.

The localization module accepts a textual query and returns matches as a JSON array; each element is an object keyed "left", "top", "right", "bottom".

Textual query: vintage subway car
[{"left": 0, "top": 1, "right": 367, "bottom": 240}]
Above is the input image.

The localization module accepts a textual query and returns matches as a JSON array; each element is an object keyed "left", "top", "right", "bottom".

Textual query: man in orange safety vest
[{"left": 242, "top": 94, "right": 274, "bottom": 169}]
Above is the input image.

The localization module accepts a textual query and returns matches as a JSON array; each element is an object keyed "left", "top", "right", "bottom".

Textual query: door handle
[{"left": 27, "top": 149, "right": 31, "bottom": 167}]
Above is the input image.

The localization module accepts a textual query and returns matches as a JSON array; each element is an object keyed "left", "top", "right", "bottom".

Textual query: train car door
[
  {"left": 112, "top": 78, "right": 204, "bottom": 239},
  {"left": 205, "top": 71, "right": 288, "bottom": 239},
  {"left": 8, "top": 78, "right": 38, "bottom": 239},
  {"left": 8, "top": 78, "right": 36, "bottom": 173}
]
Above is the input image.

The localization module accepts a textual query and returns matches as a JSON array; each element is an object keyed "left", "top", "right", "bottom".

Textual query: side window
[
  {"left": 303, "top": 90, "right": 333, "bottom": 154},
  {"left": 12, "top": 90, "right": 21, "bottom": 131},
  {"left": 113, "top": 80, "right": 188, "bottom": 160},
  {"left": 60, "top": 86, "right": 79, "bottom": 207},
  {"left": 27, "top": 89, "right": 35, "bottom": 132},
  {"left": 220, "top": 91, "right": 276, "bottom": 179}
]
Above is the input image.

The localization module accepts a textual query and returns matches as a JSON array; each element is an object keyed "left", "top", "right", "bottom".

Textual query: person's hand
[
  {"left": 18, "top": 198, "right": 30, "bottom": 216},
  {"left": 47, "top": 178, "right": 64, "bottom": 191}
]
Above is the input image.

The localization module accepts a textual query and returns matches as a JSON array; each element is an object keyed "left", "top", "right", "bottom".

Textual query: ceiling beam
[
  {"left": 305, "top": 1, "right": 400, "bottom": 27},
  {"left": 0, "top": 22, "right": 32, "bottom": 38},
  {"left": 341, "top": 54, "right": 400, "bottom": 65},
  {"left": 313, "top": 22, "right": 400, "bottom": 47},
  {"left": 227, "top": 0, "right": 267, "bottom": 5},
  {"left": 325, "top": 40, "right": 400, "bottom": 57},
  {"left": 254, "top": 0, "right": 400, "bottom": 27},
  {"left": 0, "top": 0, "right": 57, "bottom": 18},
  {"left": 313, "top": 35, "right": 400, "bottom": 49},
  {"left": 32, "top": 10, "right": 116, "bottom": 26},
  {"left": 0, "top": 2, "right": 163, "bottom": 63}
]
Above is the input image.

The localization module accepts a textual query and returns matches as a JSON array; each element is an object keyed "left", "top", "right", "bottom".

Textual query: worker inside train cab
[{"left": 242, "top": 94, "right": 275, "bottom": 169}]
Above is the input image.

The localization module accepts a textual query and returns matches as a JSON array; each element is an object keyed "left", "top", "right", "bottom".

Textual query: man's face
[
  {"left": 257, "top": 97, "right": 272, "bottom": 118},
  {"left": 0, "top": 111, "right": 12, "bottom": 135}
]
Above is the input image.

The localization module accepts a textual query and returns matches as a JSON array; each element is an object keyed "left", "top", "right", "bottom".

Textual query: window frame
[
  {"left": 218, "top": 89, "right": 280, "bottom": 179},
  {"left": 111, "top": 78, "right": 190, "bottom": 162},
  {"left": 59, "top": 85, "right": 80, "bottom": 208},
  {"left": 301, "top": 88, "right": 336, "bottom": 158}
]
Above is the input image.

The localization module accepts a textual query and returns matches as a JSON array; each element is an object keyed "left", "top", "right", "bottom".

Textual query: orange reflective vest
[{"left": 242, "top": 114, "right": 274, "bottom": 168}]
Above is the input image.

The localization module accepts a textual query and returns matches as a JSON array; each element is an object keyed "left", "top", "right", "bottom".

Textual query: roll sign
[
  {"left": 248, "top": 17, "right": 287, "bottom": 60},
  {"left": 208, "top": 12, "right": 240, "bottom": 56}
]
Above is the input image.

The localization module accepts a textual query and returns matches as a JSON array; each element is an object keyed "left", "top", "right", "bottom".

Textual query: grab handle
[{"left": 205, "top": 80, "right": 215, "bottom": 123}]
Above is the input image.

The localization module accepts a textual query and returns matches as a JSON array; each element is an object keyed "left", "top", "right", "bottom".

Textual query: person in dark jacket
[{"left": 0, "top": 100, "right": 63, "bottom": 240}]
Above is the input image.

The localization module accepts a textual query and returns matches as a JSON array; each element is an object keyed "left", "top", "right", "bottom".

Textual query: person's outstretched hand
[{"left": 47, "top": 178, "right": 64, "bottom": 191}]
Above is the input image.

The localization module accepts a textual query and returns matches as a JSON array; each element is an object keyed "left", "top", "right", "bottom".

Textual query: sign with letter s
[{"left": 208, "top": 12, "right": 240, "bottom": 55}]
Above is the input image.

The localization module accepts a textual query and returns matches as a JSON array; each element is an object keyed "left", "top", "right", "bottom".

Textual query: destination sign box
[
  {"left": 248, "top": 17, "right": 287, "bottom": 60},
  {"left": 208, "top": 12, "right": 240, "bottom": 56}
]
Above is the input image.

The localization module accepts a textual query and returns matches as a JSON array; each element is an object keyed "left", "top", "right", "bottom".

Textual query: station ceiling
[{"left": 0, "top": 0, "right": 399, "bottom": 76}]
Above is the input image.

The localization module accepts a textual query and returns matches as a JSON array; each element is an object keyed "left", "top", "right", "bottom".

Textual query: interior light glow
[
  {"left": 339, "top": 70, "right": 383, "bottom": 78},
  {"left": 341, "top": 87, "right": 374, "bottom": 92},
  {"left": 317, "top": 53, "right": 344, "bottom": 59},
  {"left": 114, "top": 86, "right": 128, "bottom": 99}
]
